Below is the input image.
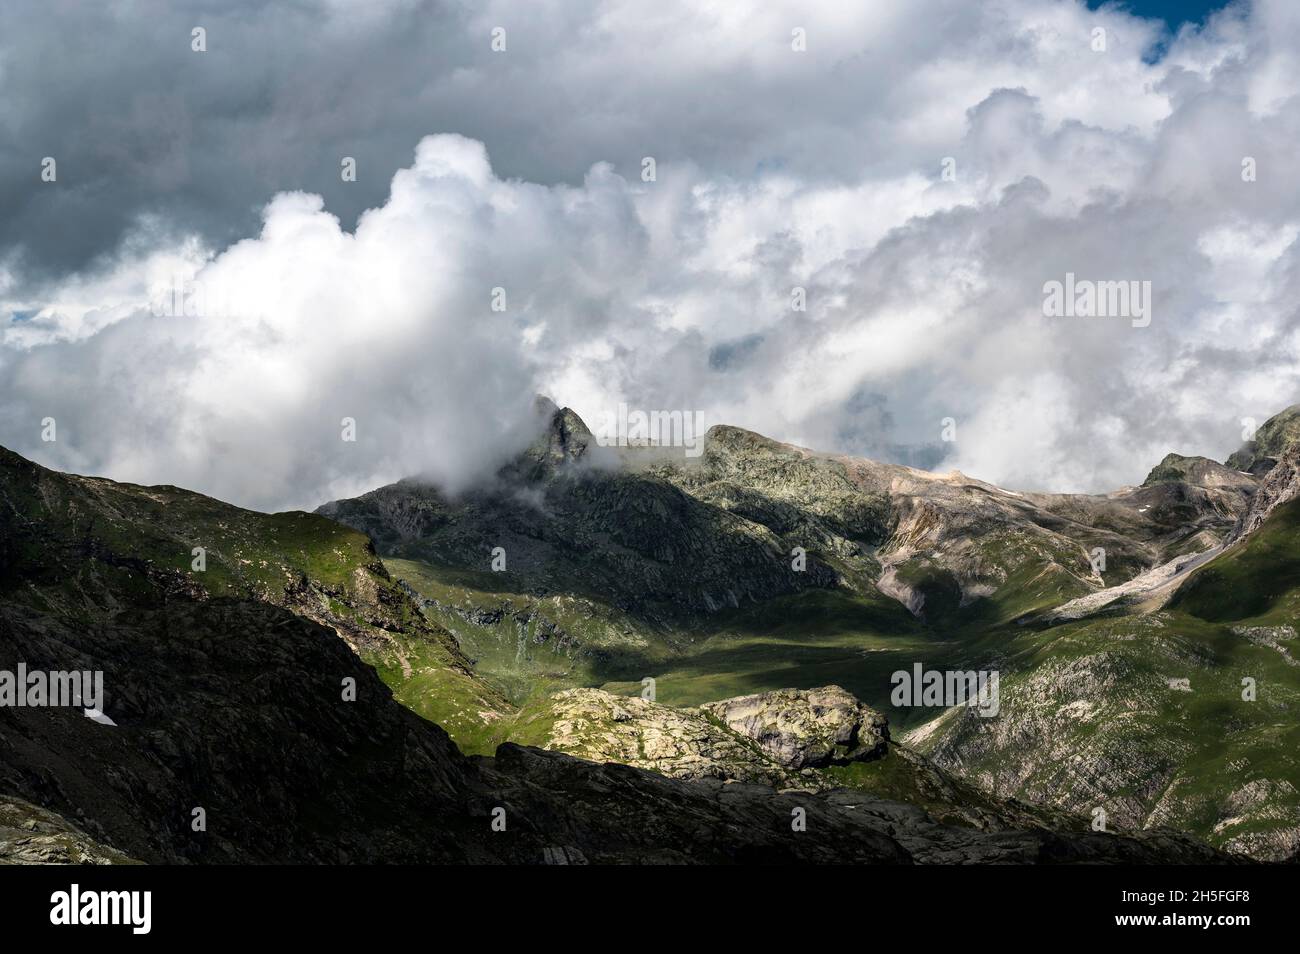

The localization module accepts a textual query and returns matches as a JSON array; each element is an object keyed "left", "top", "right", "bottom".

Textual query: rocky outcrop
[
  {"left": 1224, "top": 445, "right": 1300, "bottom": 546},
  {"left": 0, "top": 797, "right": 139, "bottom": 865},
  {"left": 1231, "top": 625, "right": 1299, "bottom": 666},
  {"left": 1143, "top": 453, "right": 1256, "bottom": 491},
  {"left": 1226, "top": 403, "right": 1300, "bottom": 474},
  {"left": 512, "top": 685, "right": 888, "bottom": 788},
  {"left": 699, "top": 685, "right": 888, "bottom": 768},
  {"left": 513, "top": 688, "right": 809, "bottom": 788}
]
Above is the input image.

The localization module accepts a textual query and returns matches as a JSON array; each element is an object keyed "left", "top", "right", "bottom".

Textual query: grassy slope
[
  {"left": 0, "top": 448, "right": 508, "bottom": 753},
  {"left": 902, "top": 502, "right": 1300, "bottom": 857},
  {"left": 386, "top": 499, "right": 1300, "bottom": 855},
  {"left": 384, "top": 556, "right": 669, "bottom": 702},
  {"left": 597, "top": 589, "right": 937, "bottom": 716},
  {"left": 388, "top": 552, "right": 1033, "bottom": 755},
  {"left": 1015, "top": 612, "right": 1296, "bottom": 855},
  {"left": 1173, "top": 498, "right": 1300, "bottom": 623}
]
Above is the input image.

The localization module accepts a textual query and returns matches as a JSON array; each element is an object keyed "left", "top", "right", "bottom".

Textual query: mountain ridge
[
  {"left": 313, "top": 400, "right": 1300, "bottom": 859},
  {"left": 0, "top": 439, "right": 1231, "bottom": 864}
]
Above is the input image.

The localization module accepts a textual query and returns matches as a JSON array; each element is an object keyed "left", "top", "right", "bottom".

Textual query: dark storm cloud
[
  {"left": 0, "top": 1, "right": 471, "bottom": 286},
  {"left": 0, "top": 0, "right": 1171, "bottom": 290}
]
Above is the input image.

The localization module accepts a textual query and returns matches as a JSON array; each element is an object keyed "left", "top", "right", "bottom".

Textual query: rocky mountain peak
[
  {"left": 1226, "top": 403, "right": 1300, "bottom": 475},
  {"left": 505, "top": 400, "right": 599, "bottom": 481},
  {"left": 1142, "top": 453, "right": 1257, "bottom": 491}
]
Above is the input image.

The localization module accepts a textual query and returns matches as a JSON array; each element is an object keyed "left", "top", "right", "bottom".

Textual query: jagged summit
[{"left": 507, "top": 399, "right": 598, "bottom": 479}]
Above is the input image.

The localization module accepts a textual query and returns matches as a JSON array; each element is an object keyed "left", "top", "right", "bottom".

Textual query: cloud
[
  {"left": 0, "top": 0, "right": 1175, "bottom": 283},
  {"left": 2, "top": 135, "right": 615, "bottom": 508},
  {"left": 4, "top": 0, "right": 1300, "bottom": 508}
]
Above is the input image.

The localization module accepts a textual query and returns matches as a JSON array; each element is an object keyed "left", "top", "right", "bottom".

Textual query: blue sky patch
[{"left": 1088, "top": 0, "right": 1236, "bottom": 29}]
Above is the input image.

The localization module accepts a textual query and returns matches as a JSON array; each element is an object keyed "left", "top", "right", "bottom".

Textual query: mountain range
[{"left": 4, "top": 399, "right": 1300, "bottom": 863}]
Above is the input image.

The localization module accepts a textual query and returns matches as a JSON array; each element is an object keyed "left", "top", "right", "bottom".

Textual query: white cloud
[{"left": 3, "top": 0, "right": 1300, "bottom": 508}]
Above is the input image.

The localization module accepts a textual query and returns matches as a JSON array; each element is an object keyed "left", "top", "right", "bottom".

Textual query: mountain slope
[
  {"left": 915, "top": 469, "right": 1300, "bottom": 861},
  {"left": 321, "top": 405, "right": 1258, "bottom": 716},
  {"left": 315, "top": 403, "right": 1300, "bottom": 859},
  {"left": 0, "top": 796, "right": 139, "bottom": 864},
  {"left": 1227, "top": 403, "right": 1300, "bottom": 475},
  {"left": 0, "top": 442, "right": 1222, "bottom": 864},
  {"left": 0, "top": 445, "right": 509, "bottom": 750}
]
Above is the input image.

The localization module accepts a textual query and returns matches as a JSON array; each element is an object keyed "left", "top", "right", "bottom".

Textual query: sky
[
  {"left": 1, "top": 0, "right": 1295, "bottom": 512},
  {"left": 1093, "top": 1, "right": 1231, "bottom": 29}
]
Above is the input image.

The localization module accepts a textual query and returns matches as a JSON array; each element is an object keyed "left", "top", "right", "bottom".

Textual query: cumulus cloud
[
  {"left": 4, "top": 0, "right": 1300, "bottom": 508},
  {"left": 3, "top": 136, "right": 593, "bottom": 507}
]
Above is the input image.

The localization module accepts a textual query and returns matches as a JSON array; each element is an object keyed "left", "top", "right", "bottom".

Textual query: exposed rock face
[
  {"left": 1213, "top": 780, "right": 1300, "bottom": 861},
  {"left": 0, "top": 797, "right": 138, "bottom": 865},
  {"left": 1143, "top": 453, "right": 1256, "bottom": 490},
  {"left": 700, "top": 686, "right": 888, "bottom": 769},
  {"left": 1226, "top": 403, "right": 1300, "bottom": 474},
  {"left": 1231, "top": 625, "right": 1299, "bottom": 667},
  {"left": 1225, "top": 445, "right": 1300, "bottom": 546},
  {"left": 520, "top": 688, "right": 805, "bottom": 788},
  {"left": 513, "top": 686, "right": 888, "bottom": 788},
  {"left": 505, "top": 398, "right": 601, "bottom": 478}
]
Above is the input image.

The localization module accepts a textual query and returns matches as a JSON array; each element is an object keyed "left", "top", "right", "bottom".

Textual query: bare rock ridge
[
  {"left": 322, "top": 402, "right": 1266, "bottom": 629},
  {"left": 1225, "top": 443, "right": 1300, "bottom": 546},
  {"left": 1039, "top": 405, "right": 1300, "bottom": 616},
  {"left": 1143, "top": 452, "right": 1255, "bottom": 490}
]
